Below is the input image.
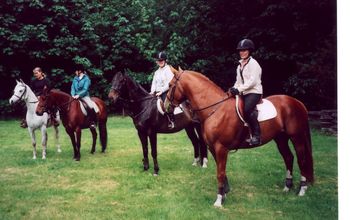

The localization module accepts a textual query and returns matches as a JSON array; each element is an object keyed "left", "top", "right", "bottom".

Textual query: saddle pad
[
  {"left": 257, "top": 99, "right": 277, "bottom": 122},
  {"left": 157, "top": 98, "right": 183, "bottom": 115},
  {"left": 79, "top": 101, "right": 88, "bottom": 116}
]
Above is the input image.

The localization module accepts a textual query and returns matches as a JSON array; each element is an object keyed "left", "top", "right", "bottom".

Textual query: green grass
[{"left": 0, "top": 116, "right": 337, "bottom": 220}]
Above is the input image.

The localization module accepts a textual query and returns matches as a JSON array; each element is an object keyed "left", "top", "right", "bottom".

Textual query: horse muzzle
[{"left": 108, "top": 90, "right": 119, "bottom": 103}]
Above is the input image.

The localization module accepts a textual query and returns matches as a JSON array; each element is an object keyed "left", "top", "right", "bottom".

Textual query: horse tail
[
  {"left": 304, "top": 122, "right": 314, "bottom": 184},
  {"left": 98, "top": 118, "right": 108, "bottom": 152}
]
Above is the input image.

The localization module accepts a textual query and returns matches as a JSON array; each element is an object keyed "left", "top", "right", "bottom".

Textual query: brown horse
[
  {"left": 36, "top": 88, "right": 108, "bottom": 161},
  {"left": 164, "top": 69, "right": 314, "bottom": 207}
]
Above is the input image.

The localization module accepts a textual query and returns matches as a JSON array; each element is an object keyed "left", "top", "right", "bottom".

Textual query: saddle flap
[
  {"left": 235, "top": 97, "right": 277, "bottom": 122},
  {"left": 156, "top": 98, "right": 183, "bottom": 115}
]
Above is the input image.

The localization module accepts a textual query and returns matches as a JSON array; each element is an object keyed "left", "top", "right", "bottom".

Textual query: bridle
[
  {"left": 110, "top": 74, "right": 155, "bottom": 118},
  {"left": 38, "top": 91, "right": 74, "bottom": 114},
  {"left": 13, "top": 84, "right": 38, "bottom": 104},
  {"left": 166, "top": 71, "right": 233, "bottom": 113},
  {"left": 166, "top": 70, "right": 185, "bottom": 109}
]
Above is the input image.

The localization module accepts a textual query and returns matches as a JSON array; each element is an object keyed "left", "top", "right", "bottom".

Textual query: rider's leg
[{"left": 243, "top": 93, "right": 262, "bottom": 145}]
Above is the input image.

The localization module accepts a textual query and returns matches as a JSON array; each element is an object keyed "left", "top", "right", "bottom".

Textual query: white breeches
[{"left": 81, "top": 96, "right": 99, "bottom": 113}]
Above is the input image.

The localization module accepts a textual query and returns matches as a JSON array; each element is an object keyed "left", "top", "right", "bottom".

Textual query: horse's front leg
[
  {"left": 40, "top": 126, "right": 48, "bottom": 159},
  {"left": 137, "top": 130, "right": 149, "bottom": 171},
  {"left": 75, "top": 128, "right": 82, "bottom": 161},
  {"left": 66, "top": 128, "right": 78, "bottom": 160},
  {"left": 149, "top": 131, "right": 159, "bottom": 176},
  {"left": 89, "top": 126, "right": 97, "bottom": 154},
  {"left": 28, "top": 127, "right": 37, "bottom": 159},
  {"left": 54, "top": 125, "right": 61, "bottom": 153},
  {"left": 213, "top": 144, "right": 229, "bottom": 207}
]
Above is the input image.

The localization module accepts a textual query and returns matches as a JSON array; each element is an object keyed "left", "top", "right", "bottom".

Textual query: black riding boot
[
  {"left": 248, "top": 110, "right": 261, "bottom": 146},
  {"left": 88, "top": 110, "right": 97, "bottom": 128}
]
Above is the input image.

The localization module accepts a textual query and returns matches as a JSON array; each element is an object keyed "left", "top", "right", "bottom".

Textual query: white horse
[{"left": 9, "top": 79, "right": 61, "bottom": 159}]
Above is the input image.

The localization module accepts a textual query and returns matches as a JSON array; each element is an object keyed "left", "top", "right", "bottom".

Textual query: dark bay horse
[
  {"left": 36, "top": 88, "right": 108, "bottom": 161},
  {"left": 164, "top": 69, "right": 314, "bottom": 207},
  {"left": 108, "top": 71, "right": 208, "bottom": 175}
]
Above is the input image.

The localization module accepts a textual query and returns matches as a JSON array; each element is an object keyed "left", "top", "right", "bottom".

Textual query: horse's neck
[
  {"left": 184, "top": 74, "right": 226, "bottom": 110},
  {"left": 52, "top": 91, "right": 72, "bottom": 112},
  {"left": 24, "top": 85, "right": 38, "bottom": 113},
  {"left": 125, "top": 78, "right": 153, "bottom": 113}
]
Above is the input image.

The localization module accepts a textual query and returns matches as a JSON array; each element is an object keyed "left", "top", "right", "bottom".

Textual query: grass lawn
[{"left": 0, "top": 116, "right": 337, "bottom": 220}]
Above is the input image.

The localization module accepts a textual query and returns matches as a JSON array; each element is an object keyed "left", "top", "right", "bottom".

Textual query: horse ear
[
  {"left": 16, "top": 79, "right": 20, "bottom": 84},
  {"left": 19, "top": 78, "right": 24, "bottom": 84},
  {"left": 178, "top": 66, "right": 183, "bottom": 72}
]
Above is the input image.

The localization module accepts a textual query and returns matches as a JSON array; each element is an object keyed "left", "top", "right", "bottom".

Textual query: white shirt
[
  {"left": 150, "top": 64, "right": 174, "bottom": 94},
  {"left": 234, "top": 57, "right": 263, "bottom": 95}
]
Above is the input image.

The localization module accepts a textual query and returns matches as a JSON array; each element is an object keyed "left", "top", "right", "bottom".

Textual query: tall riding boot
[
  {"left": 248, "top": 111, "right": 261, "bottom": 146},
  {"left": 88, "top": 110, "right": 97, "bottom": 128}
]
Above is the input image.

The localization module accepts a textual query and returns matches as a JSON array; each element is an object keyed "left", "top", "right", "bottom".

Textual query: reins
[{"left": 192, "top": 94, "right": 233, "bottom": 112}]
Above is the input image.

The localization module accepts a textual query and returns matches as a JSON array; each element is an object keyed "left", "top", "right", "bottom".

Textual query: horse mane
[{"left": 125, "top": 73, "right": 151, "bottom": 96}]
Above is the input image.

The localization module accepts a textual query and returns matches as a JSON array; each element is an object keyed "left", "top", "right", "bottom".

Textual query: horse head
[
  {"left": 9, "top": 79, "right": 28, "bottom": 105},
  {"left": 108, "top": 71, "right": 129, "bottom": 103},
  {"left": 164, "top": 68, "right": 186, "bottom": 114},
  {"left": 36, "top": 86, "right": 52, "bottom": 116}
]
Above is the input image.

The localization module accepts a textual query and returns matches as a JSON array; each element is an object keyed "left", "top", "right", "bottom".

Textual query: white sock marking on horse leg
[
  {"left": 192, "top": 157, "right": 200, "bottom": 166},
  {"left": 283, "top": 170, "right": 293, "bottom": 192},
  {"left": 214, "top": 194, "right": 223, "bottom": 207},
  {"left": 202, "top": 157, "right": 208, "bottom": 168},
  {"left": 298, "top": 176, "right": 308, "bottom": 196}
]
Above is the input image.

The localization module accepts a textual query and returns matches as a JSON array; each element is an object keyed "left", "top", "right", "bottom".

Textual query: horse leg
[
  {"left": 213, "top": 144, "right": 229, "bottom": 207},
  {"left": 137, "top": 130, "right": 149, "bottom": 171},
  {"left": 149, "top": 132, "right": 159, "bottom": 176},
  {"left": 195, "top": 125, "right": 208, "bottom": 168},
  {"left": 66, "top": 128, "right": 78, "bottom": 160},
  {"left": 54, "top": 125, "right": 61, "bottom": 153},
  {"left": 89, "top": 126, "right": 97, "bottom": 154},
  {"left": 40, "top": 126, "right": 48, "bottom": 159},
  {"left": 75, "top": 128, "right": 82, "bottom": 161},
  {"left": 184, "top": 126, "right": 200, "bottom": 166},
  {"left": 290, "top": 134, "right": 312, "bottom": 196},
  {"left": 28, "top": 128, "right": 37, "bottom": 159},
  {"left": 274, "top": 133, "right": 294, "bottom": 192}
]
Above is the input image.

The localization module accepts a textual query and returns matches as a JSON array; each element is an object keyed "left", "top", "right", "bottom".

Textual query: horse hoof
[
  {"left": 57, "top": 149, "right": 62, "bottom": 153},
  {"left": 153, "top": 173, "right": 158, "bottom": 177},
  {"left": 32, "top": 157, "right": 37, "bottom": 160},
  {"left": 213, "top": 194, "right": 223, "bottom": 207},
  {"left": 202, "top": 158, "right": 208, "bottom": 168},
  {"left": 283, "top": 186, "right": 291, "bottom": 192},
  {"left": 298, "top": 185, "right": 308, "bottom": 196}
]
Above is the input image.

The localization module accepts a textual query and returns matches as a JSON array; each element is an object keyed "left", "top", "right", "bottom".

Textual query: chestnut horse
[
  {"left": 36, "top": 88, "right": 108, "bottom": 161},
  {"left": 108, "top": 71, "right": 208, "bottom": 175},
  {"left": 164, "top": 69, "right": 314, "bottom": 207}
]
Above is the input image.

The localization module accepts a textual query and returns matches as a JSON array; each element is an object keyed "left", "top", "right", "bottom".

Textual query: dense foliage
[{"left": 0, "top": 0, "right": 336, "bottom": 115}]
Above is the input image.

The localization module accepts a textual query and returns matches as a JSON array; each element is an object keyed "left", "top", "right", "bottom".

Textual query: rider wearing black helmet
[
  {"left": 230, "top": 38, "right": 263, "bottom": 145},
  {"left": 150, "top": 51, "right": 175, "bottom": 128}
]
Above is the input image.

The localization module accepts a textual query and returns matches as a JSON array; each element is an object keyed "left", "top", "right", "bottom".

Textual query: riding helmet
[
  {"left": 236, "top": 39, "right": 255, "bottom": 51},
  {"left": 156, "top": 51, "right": 167, "bottom": 61},
  {"left": 74, "top": 63, "right": 85, "bottom": 71}
]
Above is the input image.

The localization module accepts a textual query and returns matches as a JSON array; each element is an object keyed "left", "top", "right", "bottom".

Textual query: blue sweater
[{"left": 71, "top": 74, "right": 91, "bottom": 97}]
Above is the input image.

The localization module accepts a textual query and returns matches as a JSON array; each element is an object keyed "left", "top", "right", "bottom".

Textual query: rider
[
  {"left": 230, "top": 39, "right": 263, "bottom": 146},
  {"left": 21, "top": 67, "right": 58, "bottom": 128},
  {"left": 71, "top": 64, "right": 99, "bottom": 128},
  {"left": 150, "top": 51, "right": 175, "bottom": 128}
]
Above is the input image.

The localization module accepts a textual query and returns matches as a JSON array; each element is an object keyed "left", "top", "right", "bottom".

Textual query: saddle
[
  {"left": 235, "top": 96, "right": 277, "bottom": 124},
  {"left": 156, "top": 98, "right": 184, "bottom": 115}
]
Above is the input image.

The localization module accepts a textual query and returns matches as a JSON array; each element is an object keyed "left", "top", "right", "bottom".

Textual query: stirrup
[
  {"left": 249, "top": 136, "right": 261, "bottom": 146},
  {"left": 168, "top": 121, "right": 175, "bottom": 129}
]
